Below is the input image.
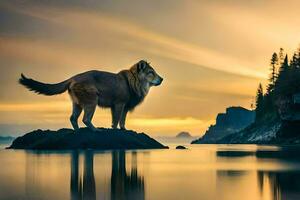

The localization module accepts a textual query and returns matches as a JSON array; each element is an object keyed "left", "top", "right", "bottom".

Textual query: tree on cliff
[
  {"left": 274, "top": 55, "right": 289, "bottom": 97},
  {"left": 267, "top": 52, "right": 278, "bottom": 93},
  {"left": 255, "top": 83, "right": 264, "bottom": 121},
  {"left": 256, "top": 46, "right": 300, "bottom": 122},
  {"left": 275, "top": 48, "right": 300, "bottom": 98},
  {"left": 255, "top": 49, "right": 291, "bottom": 122},
  {"left": 278, "top": 48, "right": 285, "bottom": 65},
  {"left": 287, "top": 49, "right": 300, "bottom": 95}
]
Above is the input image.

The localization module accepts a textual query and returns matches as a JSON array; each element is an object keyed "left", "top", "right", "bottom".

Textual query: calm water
[{"left": 0, "top": 142, "right": 300, "bottom": 200}]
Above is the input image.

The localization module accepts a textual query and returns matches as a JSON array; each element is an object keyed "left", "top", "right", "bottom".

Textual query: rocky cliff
[
  {"left": 217, "top": 119, "right": 300, "bottom": 145},
  {"left": 192, "top": 106, "right": 255, "bottom": 144}
]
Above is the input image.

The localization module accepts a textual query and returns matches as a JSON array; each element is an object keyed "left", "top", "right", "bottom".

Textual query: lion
[{"left": 19, "top": 60, "right": 163, "bottom": 131}]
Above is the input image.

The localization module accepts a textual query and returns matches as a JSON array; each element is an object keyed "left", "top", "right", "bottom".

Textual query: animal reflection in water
[
  {"left": 70, "top": 151, "right": 145, "bottom": 200},
  {"left": 70, "top": 151, "right": 96, "bottom": 200}
]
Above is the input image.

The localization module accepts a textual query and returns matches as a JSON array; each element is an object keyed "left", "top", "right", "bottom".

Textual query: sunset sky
[{"left": 0, "top": 0, "right": 300, "bottom": 136}]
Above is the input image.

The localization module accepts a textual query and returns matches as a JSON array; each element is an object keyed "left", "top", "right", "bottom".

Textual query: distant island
[
  {"left": 192, "top": 107, "right": 255, "bottom": 144},
  {"left": 154, "top": 132, "right": 197, "bottom": 145},
  {"left": 176, "top": 131, "right": 192, "bottom": 138},
  {"left": 193, "top": 47, "right": 300, "bottom": 145},
  {"left": 8, "top": 128, "right": 168, "bottom": 150},
  {"left": 0, "top": 136, "right": 15, "bottom": 144}
]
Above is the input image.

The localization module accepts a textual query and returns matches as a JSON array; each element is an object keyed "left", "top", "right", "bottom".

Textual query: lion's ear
[{"left": 137, "top": 61, "right": 146, "bottom": 73}]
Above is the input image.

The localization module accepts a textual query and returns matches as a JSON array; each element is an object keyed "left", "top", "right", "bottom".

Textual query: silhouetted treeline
[{"left": 255, "top": 46, "right": 300, "bottom": 122}]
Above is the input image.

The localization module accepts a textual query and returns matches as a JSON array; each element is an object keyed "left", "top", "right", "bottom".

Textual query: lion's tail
[{"left": 19, "top": 73, "right": 71, "bottom": 96}]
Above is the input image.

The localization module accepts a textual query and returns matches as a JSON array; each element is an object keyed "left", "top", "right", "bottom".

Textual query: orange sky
[{"left": 0, "top": 0, "right": 300, "bottom": 136}]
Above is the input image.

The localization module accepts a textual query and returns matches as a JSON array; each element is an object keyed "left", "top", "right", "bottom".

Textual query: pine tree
[
  {"left": 267, "top": 52, "right": 278, "bottom": 94},
  {"left": 290, "top": 53, "right": 297, "bottom": 68},
  {"left": 278, "top": 48, "right": 284, "bottom": 66},
  {"left": 275, "top": 55, "right": 289, "bottom": 97},
  {"left": 276, "top": 48, "right": 285, "bottom": 76},
  {"left": 278, "top": 54, "right": 289, "bottom": 76},
  {"left": 255, "top": 83, "right": 264, "bottom": 121},
  {"left": 296, "top": 46, "right": 300, "bottom": 68},
  {"left": 289, "top": 48, "right": 300, "bottom": 94}
]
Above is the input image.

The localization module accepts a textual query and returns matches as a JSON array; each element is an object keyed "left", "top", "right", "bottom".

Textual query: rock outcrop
[
  {"left": 176, "top": 145, "right": 187, "bottom": 149},
  {"left": 8, "top": 128, "right": 168, "bottom": 150}
]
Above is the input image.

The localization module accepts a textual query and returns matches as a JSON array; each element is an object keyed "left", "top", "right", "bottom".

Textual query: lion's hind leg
[
  {"left": 70, "top": 103, "right": 82, "bottom": 131},
  {"left": 69, "top": 82, "right": 99, "bottom": 132},
  {"left": 82, "top": 103, "right": 98, "bottom": 132}
]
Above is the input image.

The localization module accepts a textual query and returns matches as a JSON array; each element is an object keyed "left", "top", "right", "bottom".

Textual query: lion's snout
[
  {"left": 154, "top": 76, "right": 163, "bottom": 86},
  {"left": 158, "top": 77, "right": 163, "bottom": 85}
]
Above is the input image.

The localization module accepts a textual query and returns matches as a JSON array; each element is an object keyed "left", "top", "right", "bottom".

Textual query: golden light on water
[{"left": 0, "top": 145, "right": 298, "bottom": 200}]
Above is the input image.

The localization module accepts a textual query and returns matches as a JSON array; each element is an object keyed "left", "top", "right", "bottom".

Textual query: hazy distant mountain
[
  {"left": 176, "top": 132, "right": 192, "bottom": 138},
  {"left": 192, "top": 106, "right": 255, "bottom": 144},
  {"left": 0, "top": 136, "right": 15, "bottom": 144}
]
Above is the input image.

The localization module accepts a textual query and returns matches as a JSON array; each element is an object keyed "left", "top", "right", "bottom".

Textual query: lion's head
[
  {"left": 127, "top": 60, "right": 163, "bottom": 97},
  {"left": 134, "top": 60, "right": 163, "bottom": 86}
]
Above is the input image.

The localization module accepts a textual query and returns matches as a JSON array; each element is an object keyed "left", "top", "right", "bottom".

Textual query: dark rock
[
  {"left": 176, "top": 145, "right": 187, "bottom": 149},
  {"left": 176, "top": 132, "right": 192, "bottom": 138},
  {"left": 192, "top": 106, "right": 255, "bottom": 144},
  {"left": 8, "top": 128, "right": 168, "bottom": 150}
]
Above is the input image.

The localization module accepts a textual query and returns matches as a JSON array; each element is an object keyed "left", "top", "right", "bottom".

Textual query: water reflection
[
  {"left": 217, "top": 170, "right": 248, "bottom": 177},
  {"left": 111, "top": 151, "right": 145, "bottom": 200},
  {"left": 70, "top": 151, "right": 96, "bottom": 200},
  {"left": 70, "top": 151, "right": 81, "bottom": 200},
  {"left": 70, "top": 151, "right": 144, "bottom": 200},
  {"left": 257, "top": 171, "right": 300, "bottom": 200},
  {"left": 215, "top": 146, "right": 300, "bottom": 200},
  {"left": 2, "top": 145, "right": 300, "bottom": 200}
]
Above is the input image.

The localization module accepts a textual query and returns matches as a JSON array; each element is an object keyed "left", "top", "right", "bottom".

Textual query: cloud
[
  {"left": 207, "top": 2, "right": 300, "bottom": 54},
  {"left": 2, "top": 3, "right": 267, "bottom": 79}
]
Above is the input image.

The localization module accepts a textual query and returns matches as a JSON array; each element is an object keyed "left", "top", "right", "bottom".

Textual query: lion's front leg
[
  {"left": 111, "top": 103, "right": 125, "bottom": 129},
  {"left": 119, "top": 108, "right": 128, "bottom": 130}
]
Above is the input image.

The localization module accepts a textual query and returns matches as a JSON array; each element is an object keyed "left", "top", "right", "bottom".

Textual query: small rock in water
[{"left": 176, "top": 145, "right": 187, "bottom": 149}]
